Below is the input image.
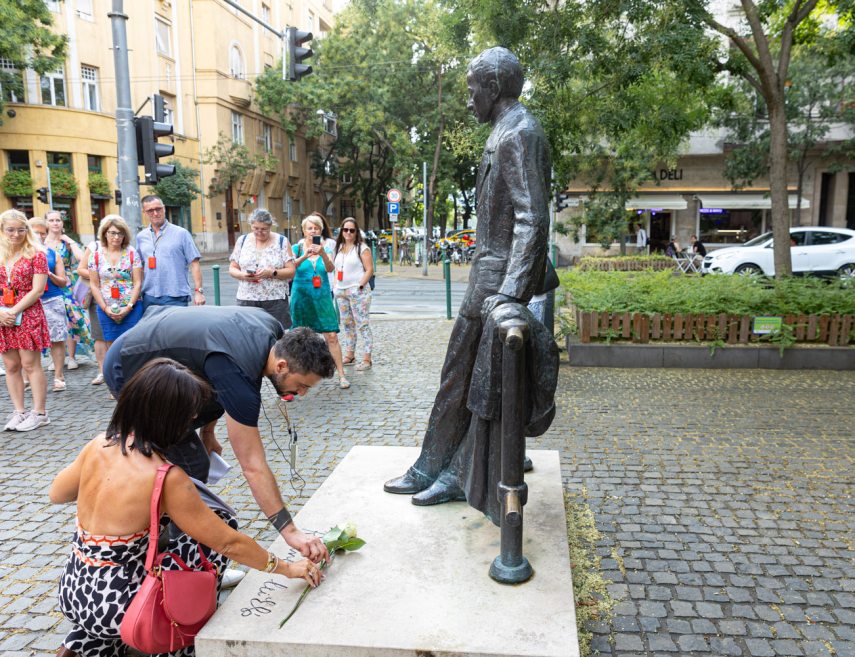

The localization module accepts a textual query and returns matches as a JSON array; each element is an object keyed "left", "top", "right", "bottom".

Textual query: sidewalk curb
[{"left": 565, "top": 339, "right": 855, "bottom": 370}]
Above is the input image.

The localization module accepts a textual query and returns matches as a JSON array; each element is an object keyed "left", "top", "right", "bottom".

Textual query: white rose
[{"left": 342, "top": 522, "right": 358, "bottom": 540}]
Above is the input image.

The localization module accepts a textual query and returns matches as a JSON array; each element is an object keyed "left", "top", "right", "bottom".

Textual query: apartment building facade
[{"left": 0, "top": 0, "right": 349, "bottom": 251}]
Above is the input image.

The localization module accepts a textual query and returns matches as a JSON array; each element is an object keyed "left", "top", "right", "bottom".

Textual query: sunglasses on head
[{"left": 342, "top": 227, "right": 356, "bottom": 234}]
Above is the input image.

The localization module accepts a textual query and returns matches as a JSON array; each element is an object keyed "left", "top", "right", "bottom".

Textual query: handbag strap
[{"left": 144, "top": 464, "right": 173, "bottom": 572}]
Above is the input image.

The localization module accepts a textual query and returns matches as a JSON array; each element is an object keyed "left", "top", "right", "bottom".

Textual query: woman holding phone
[
  {"left": 229, "top": 208, "right": 295, "bottom": 329},
  {"left": 290, "top": 215, "right": 348, "bottom": 388}
]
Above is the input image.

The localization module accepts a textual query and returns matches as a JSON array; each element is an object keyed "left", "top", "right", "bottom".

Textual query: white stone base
[{"left": 197, "top": 446, "right": 579, "bottom": 657}]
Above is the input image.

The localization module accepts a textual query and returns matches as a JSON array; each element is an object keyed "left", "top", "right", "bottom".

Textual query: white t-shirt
[
  {"left": 636, "top": 228, "right": 648, "bottom": 248},
  {"left": 333, "top": 244, "right": 370, "bottom": 290},
  {"left": 230, "top": 232, "right": 294, "bottom": 301}
]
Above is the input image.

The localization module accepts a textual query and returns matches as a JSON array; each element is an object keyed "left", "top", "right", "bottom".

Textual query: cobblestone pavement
[{"left": 0, "top": 318, "right": 853, "bottom": 656}]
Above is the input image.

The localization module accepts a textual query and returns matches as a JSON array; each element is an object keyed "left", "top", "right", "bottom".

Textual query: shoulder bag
[
  {"left": 120, "top": 463, "right": 218, "bottom": 654},
  {"left": 358, "top": 244, "right": 376, "bottom": 291}
]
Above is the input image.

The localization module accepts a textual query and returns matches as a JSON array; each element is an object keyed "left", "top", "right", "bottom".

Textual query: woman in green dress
[{"left": 291, "top": 215, "right": 349, "bottom": 388}]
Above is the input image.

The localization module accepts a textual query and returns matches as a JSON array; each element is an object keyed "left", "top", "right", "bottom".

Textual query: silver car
[{"left": 700, "top": 227, "right": 855, "bottom": 279}]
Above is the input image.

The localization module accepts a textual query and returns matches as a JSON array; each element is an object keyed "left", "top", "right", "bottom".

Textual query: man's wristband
[{"left": 267, "top": 507, "right": 293, "bottom": 532}]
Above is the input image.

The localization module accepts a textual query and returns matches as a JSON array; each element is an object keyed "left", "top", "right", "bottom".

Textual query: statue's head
[{"left": 466, "top": 47, "right": 524, "bottom": 124}]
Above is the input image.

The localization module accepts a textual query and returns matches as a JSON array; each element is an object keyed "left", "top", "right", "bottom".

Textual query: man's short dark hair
[
  {"left": 468, "top": 47, "right": 524, "bottom": 99},
  {"left": 273, "top": 327, "right": 336, "bottom": 379},
  {"left": 106, "top": 358, "right": 212, "bottom": 457},
  {"left": 141, "top": 194, "right": 164, "bottom": 206}
]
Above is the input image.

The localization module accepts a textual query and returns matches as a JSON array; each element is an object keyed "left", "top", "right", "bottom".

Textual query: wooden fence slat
[
  {"left": 739, "top": 315, "right": 751, "bottom": 344},
  {"left": 580, "top": 312, "right": 591, "bottom": 343},
  {"left": 663, "top": 314, "right": 672, "bottom": 340},
  {"left": 795, "top": 314, "right": 807, "bottom": 341},
  {"left": 707, "top": 315, "right": 717, "bottom": 341},
  {"left": 652, "top": 313, "right": 661, "bottom": 340},
  {"left": 842, "top": 316, "right": 853, "bottom": 346},
  {"left": 622, "top": 312, "right": 632, "bottom": 339},
  {"left": 673, "top": 313, "right": 683, "bottom": 340},
  {"left": 807, "top": 315, "right": 818, "bottom": 340},
  {"left": 727, "top": 315, "right": 738, "bottom": 344},
  {"left": 819, "top": 316, "right": 830, "bottom": 342},
  {"left": 717, "top": 314, "right": 727, "bottom": 342},
  {"left": 600, "top": 311, "right": 610, "bottom": 336},
  {"left": 695, "top": 314, "right": 706, "bottom": 341},
  {"left": 631, "top": 313, "right": 641, "bottom": 343},
  {"left": 640, "top": 314, "right": 650, "bottom": 344},
  {"left": 828, "top": 315, "right": 840, "bottom": 346}
]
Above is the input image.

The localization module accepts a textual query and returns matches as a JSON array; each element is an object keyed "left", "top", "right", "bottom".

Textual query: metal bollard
[
  {"left": 489, "top": 317, "right": 533, "bottom": 584},
  {"left": 212, "top": 264, "right": 221, "bottom": 306},
  {"left": 443, "top": 255, "right": 452, "bottom": 320}
]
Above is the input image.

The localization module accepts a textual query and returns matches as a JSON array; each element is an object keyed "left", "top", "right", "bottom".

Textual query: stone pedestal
[{"left": 197, "top": 446, "right": 578, "bottom": 657}]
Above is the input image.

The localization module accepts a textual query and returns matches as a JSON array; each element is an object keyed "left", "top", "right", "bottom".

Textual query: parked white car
[{"left": 700, "top": 227, "right": 855, "bottom": 279}]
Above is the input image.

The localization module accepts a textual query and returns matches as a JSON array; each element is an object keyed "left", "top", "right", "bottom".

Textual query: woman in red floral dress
[{"left": 0, "top": 209, "right": 51, "bottom": 432}]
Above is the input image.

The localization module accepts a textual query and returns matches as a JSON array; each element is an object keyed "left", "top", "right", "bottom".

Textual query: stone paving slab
[{"left": 0, "top": 318, "right": 853, "bottom": 657}]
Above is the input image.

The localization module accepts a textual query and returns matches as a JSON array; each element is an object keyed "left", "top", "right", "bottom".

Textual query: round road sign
[{"left": 387, "top": 188, "right": 402, "bottom": 203}]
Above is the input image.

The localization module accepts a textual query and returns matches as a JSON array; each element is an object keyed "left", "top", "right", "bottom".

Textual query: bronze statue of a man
[{"left": 384, "top": 47, "right": 552, "bottom": 513}]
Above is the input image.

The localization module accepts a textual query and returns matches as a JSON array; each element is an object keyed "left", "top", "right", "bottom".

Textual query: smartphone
[
  {"left": 245, "top": 269, "right": 256, "bottom": 276},
  {"left": 312, "top": 235, "right": 322, "bottom": 245}
]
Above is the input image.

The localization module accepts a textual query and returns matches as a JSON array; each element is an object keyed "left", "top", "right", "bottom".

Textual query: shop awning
[
  {"left": 696, "top": 194, "right": 810, "bottom": 210},
  {"left": 625, "top": 195, "right": 688, "bottom": 210}
]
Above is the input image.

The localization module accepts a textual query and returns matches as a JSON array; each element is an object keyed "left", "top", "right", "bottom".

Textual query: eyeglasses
[
  {"left": 252, "top": 226, "right": 271, "bottom": 232},
  {"left": 341, "top": 228, "right": 356, "bottom": 234},
  {"left": 106, "top": 230, "right": 125, "bottom": 237},
  {"left": 143, "top": 207, "right": 165, "bottom": 215},
  {"left": 3, "top": 228, "right": 28, "bottom": 235}
]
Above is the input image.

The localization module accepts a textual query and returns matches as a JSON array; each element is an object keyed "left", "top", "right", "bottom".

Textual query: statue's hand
[{"left": 482, "top": 293, "right": 514, "bottom": 319}]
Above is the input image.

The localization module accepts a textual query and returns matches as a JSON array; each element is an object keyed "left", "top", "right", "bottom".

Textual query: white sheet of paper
[{"left": 207, "top": 452, "right": 233, "bottom": 485}]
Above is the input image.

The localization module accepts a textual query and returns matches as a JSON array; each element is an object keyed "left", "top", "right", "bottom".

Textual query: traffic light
[
  {"left": 284, "top": 27, "right": 313, "bottom": 82},
  {"left": 36, "top": 187, "right": 49, "bottom": 204},
  {"left": 134, "top": 116, "right": 175, "bottom": 184},
  {"left": 555, "top": 191, "right": 572, "bottom": 212},
  {"left": 152, "top": 94, "right": 167, "bottom": 124}
]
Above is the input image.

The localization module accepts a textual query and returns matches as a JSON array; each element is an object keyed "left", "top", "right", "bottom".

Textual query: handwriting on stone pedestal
[
  {"left": 240, "top": 580, "right": 288, "bottom": 617},
  {"left": 239, "top": 529, "right": 324, "bottom": 617}
]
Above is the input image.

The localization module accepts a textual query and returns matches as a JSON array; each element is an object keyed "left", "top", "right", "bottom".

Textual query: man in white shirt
[{"left": 636, "top": 223, "right": 648, "bottom": 254}]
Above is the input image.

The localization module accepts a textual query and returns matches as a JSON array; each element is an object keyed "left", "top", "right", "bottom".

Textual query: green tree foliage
[
  {"left": 256, "top": 0, "right": 475, "bottom": 230},
  {"left": 0, "top": 0, "right": 67, "bottom": 122},
  {"left": 203, "top": 133, "right": 262, "bottom": 198},
  {"left": 151, "top": 160, "right": 202, "bottom": 207},
  {"left": 451, "top": 0, "right": 720, "bottom": 246},
  {"left": 716, "top": 20, "right": 855, "bottom": 220},
  {"left": 682, "top": 0, "right": 853, "bottom": 277}
]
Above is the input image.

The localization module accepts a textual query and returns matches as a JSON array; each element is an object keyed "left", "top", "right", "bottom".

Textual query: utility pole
[
  {"left": 109, "top": 0, "right": 141, "bottom": 233},
  {"left": 422, "top": 161, "right": 429, "bottom": 276}
]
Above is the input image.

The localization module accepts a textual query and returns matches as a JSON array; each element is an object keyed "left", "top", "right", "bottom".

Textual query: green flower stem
[{"left": 278, "top": 557, "right": 331, "bottom": 628}]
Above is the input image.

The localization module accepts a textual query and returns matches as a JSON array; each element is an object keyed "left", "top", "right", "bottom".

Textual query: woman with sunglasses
[
  {"left": 88, "top": 216, "right": 143, "bottom": 351},
  {"left": 0, "top": 209, "right": 51, "bottom": 431},
  {"left": 291, "top": 214, "right": 349, "bottom": 388},
  {"left": 333, "top": 217, "right": 374, "bottom": 371}
]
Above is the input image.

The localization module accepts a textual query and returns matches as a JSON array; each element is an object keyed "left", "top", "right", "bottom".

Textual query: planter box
[
  {"left": 574, "top": 310, "right": 854, "bottom": 347},
  {"left": 565, "top": 339, "right": 855, "bottom": 370}
]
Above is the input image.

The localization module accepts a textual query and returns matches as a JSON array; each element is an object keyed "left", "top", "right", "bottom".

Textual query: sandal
[
  {"left": 53, "top": 379, "right": 67, "bottom": 392},
  {"left": 343, "top": 357, "right": 356, "bottom": 366},
  {"left": 339, "top": 377, "right": 351, "bottom": 389},
  {"left": 91, "top": 373, "right": 104, "bottom": 385},
  {"left": 356, "top": 361, "right": 372, "bottom": 371}
]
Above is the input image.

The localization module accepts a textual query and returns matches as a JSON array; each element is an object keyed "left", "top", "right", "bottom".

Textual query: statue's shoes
[
  {"left": 383, "top": 468, "right": 432, "bottom": 495},
  {"left": 411, "top": 479, "right": 466, "bottom": 506}
]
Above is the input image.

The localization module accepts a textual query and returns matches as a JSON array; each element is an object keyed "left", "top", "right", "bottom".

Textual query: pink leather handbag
[{"left": 120, "top": 464, "right": 218, "bottom": 653}]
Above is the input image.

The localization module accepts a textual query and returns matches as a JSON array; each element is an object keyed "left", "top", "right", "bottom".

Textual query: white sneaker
[
  {"left": 67, "top": 358, "right": 79, "bottom": 370},
  {"left": 0, "top": 365, "right": 5, "bottom": 375},
  {"left": 4, "top": 411, "right": 27, "bottom": 431},
  {"left": 47, "top": 361, "right": 55, "bottom": 371},
  {"left": 15, "top": 412, "right": 50, "bottom": 432},
  {"left": 221, "top": 568, "right": 246, "bottom": 589}
]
